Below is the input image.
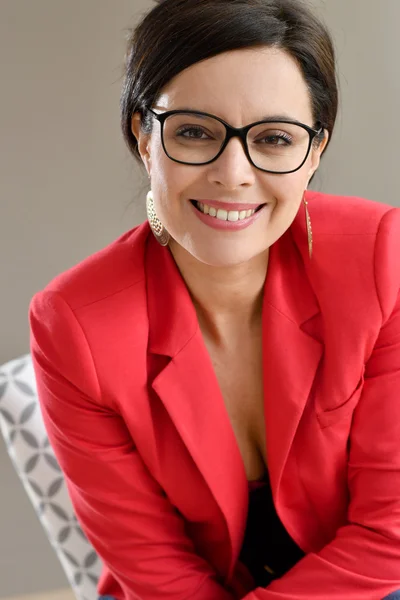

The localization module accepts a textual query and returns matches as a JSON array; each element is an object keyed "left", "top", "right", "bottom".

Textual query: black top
[{"left": 238, "top": 473, "right": 305, "bottom": 588}]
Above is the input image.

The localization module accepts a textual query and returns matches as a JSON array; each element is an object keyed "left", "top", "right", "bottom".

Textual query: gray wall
[
  {"left": 0, "top": 1, "right": 148, "bottom": 597},
  {"left": 311, "top": 0, "right": 399, "bottom": 201},
  {"left": 0, "top": 0, "right": 399, "bottom": 597}
]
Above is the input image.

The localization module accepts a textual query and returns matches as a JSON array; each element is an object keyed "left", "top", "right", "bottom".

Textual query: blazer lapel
[
  {"left": 146, "top": 235, "right": 248, "bottom": 579},
  {"left": 261, "top": 221, "right": 323, "bottom": 508}
]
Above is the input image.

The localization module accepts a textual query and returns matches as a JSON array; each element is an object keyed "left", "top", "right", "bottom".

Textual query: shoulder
[
  {"left": 29, "top": 222, "right": 152, "bottom": 404},
  {"left": 293, "top": 191, "right": 400, "bottom": 272},
  {"left": 296, "top": 191, "right": 400, "bottom": 325},
  {"left": 307, "top": 190, "right": 398, "bottom": 234},
  {"left": 34, "top": 221, "right": 151, "bottom": 312}
]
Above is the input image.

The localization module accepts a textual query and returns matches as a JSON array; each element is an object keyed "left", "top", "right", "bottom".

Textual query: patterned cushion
[{"left": 0, "top": 354, "right": 103, "bottom": 600}]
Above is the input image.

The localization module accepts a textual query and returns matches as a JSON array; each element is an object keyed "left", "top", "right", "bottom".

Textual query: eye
[
  {"left": 258, "top": 133, "right": 293, "bottom": 146},
  {"left": 175, "top": 126, "right": 211, "bottom": 139}
]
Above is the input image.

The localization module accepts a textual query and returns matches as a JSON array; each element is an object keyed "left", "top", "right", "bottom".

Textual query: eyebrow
[
  {"left": 260, "top": 113, "right": 301, "bottom": 122},
  {"left": 166, "top": 107, "right": 304, "bottom": 125}
]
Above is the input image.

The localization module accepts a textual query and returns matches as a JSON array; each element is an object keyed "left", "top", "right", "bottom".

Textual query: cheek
[
  {"left": 266, "top": 172, "right": 308, "bottom": 209},
  {"left": 150, "top": 137, "right": 185, "bottom": 187},
  {"left": 152, "top": 153, "right": 203, "bottom": 209},
  {"left": 150, "top": 139, "right": 168, "bottom": 182},
  {"left": 150, "top": 158, "right": 194, "bottom": 225}
]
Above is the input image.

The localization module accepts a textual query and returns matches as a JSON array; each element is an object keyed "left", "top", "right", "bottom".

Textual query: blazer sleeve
[
  {"left": 29, "top": 289, "right": 234, "bottom": 600},
  {"left": 242, "top": 207, "right": 400, "bottom": 600}
]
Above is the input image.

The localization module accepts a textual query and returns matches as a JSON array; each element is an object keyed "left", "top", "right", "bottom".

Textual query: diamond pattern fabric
[{"left": 0, "top": 355, "right": 103, "bottom": 600}]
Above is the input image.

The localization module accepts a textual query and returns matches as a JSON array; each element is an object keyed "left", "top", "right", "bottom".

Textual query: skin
[{"left": 131, "top": 46, "right": 329, "bottom": 352}]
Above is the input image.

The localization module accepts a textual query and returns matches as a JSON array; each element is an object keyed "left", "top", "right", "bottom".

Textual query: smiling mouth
[{"left": 190, "top": 200, "right": 265, "bottom": 222}]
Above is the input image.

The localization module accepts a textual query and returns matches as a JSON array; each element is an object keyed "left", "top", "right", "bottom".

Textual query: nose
[{"left": 206, "top": 136, "right": 256, "bottom": 190}]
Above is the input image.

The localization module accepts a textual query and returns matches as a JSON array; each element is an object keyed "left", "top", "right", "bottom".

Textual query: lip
[
  {"left": 190, "top": 199, "right": 269, "bottom": 231},
  {"left": 192, "top": 199, "right": 265, "bottom": 212}
]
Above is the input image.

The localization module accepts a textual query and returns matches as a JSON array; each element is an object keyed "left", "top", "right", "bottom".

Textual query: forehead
[{"left": 156, "top": 47, "right": 313, "bottom": 125}]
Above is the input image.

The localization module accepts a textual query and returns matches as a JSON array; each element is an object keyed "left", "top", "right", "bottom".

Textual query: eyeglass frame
[{"left": 145, "top": 107, "right": 324, "bottom": 175}]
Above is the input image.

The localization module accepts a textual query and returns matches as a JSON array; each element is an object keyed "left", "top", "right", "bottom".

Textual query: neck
[{"left": 169, "top": 240, "right": 269, "bottom": 346}]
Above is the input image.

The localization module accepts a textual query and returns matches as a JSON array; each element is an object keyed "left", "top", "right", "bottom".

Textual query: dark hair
[{"left": 120, "top": 0, "right": 338, "bottom": 166}]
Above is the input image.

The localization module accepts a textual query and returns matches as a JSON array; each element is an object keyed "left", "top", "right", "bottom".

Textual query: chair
[{"left": 0, "top": 354, "right": 103, "bottom": 600}]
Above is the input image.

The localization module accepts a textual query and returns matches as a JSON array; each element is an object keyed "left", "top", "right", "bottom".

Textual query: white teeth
[
  {"left": 216, "top": 209, "right": 228, "bottom": 220},
  {"left": 196, "top": 201, "right": 256, "bottom": 221}
]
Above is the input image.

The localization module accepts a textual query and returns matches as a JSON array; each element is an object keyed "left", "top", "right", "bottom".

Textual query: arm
[
  {"left": 242, "top": 208, "right": 400, "bottom": 600},
  {"left": 29, "top": 290, "right": 234, "bottom": 600}
]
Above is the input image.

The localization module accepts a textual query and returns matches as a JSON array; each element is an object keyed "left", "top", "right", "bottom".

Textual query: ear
[
  {"left": 307, "top": 129, "right": 329, "bottom": 183},
  {"left": 131, "top": 112, "right": 152, "bottom": 175}
]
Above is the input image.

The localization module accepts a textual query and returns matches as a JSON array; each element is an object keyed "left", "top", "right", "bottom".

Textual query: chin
[{"left": 185, "top": 242, "right": 268, "bottom": 269}]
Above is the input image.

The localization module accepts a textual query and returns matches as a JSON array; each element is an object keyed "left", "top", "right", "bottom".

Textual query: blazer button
[{"left": 264, "top": 564, "right": 275, "bottom": 575}]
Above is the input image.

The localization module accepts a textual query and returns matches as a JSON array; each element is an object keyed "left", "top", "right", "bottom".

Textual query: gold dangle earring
[
  {"left": 303, "top": 191, "right": 313, "bottom": 259},
  {"left": 146, "top": 190, "right": 170, "bottom": 247}
]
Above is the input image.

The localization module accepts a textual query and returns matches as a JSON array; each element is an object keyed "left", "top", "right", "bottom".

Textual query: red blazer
[{"left": 29, "top": 190, "right": 400, "bottom": 600}]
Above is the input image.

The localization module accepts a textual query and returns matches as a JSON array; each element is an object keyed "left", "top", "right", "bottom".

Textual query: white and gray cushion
[{"left": 0, "top": 354, "right": 103, "bottom": 600}]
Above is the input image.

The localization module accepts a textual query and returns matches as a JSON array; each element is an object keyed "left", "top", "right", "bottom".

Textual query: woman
[{"left": 29, "top": 0, "right": 400, "bottom": 598}]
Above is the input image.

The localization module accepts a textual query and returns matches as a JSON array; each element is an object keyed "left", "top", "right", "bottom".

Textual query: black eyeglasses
[{"left": 146, "top": 107, "right": 323, "bottom": 175}]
